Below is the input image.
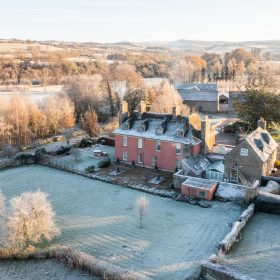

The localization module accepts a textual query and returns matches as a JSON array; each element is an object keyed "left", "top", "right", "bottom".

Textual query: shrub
[
  {"left": 15, "top": 153, "right": 35, "bottom": 164},
  {"left": 3, "top": 190, "right": 60, "bottom": 252},
  {"left": 98, "top": 157, "right": 111, "bottom": 168},
  {"left": 34, "top": 148, "right": 48, "bottom": 161},
  {"left": 85, "top": 165, "right": 95, "bottom": 173},
  {"left": 56, "top": 145, "right": 71, "bottom": 155},
  {"left": 79, "top": 138, "right": 95, "bottom": 148},
  {"left": 275, "top": 160, "right": 280, "bottom": 169}
]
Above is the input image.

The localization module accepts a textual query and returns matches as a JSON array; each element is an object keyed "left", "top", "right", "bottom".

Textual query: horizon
[
  {"left": 1, "top": 37, "right": 280, "bottom": 44},
  {"left": 0, "top": 0, "right": 279, "bottom": 43}
]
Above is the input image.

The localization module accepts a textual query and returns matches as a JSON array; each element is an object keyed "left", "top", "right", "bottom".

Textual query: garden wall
[
  {"left": 200, "top": 262, "right": 255, "bottom": 280},
  {"left": 173, "top": 169, "right": 188, "bottom": 189},
  {"left": 218, "top": 204, "right": 255, "bottom": 254}
]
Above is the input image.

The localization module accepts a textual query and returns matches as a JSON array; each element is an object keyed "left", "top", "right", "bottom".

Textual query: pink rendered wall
[{"left": 115, "top": 134, "right": 184, "bottom": 171}]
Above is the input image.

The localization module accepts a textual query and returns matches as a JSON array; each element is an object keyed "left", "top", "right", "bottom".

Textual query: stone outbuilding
[
  {"left": 224, "top": 119, "right": 278, "bottom": 183},
  {"left": 174, "top": 83, "right": 230, "bottom": 113}
]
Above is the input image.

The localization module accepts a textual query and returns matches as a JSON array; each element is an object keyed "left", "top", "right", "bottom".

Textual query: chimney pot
[{"left": 257, "top": 117, "right": 267, "bottom": 130}]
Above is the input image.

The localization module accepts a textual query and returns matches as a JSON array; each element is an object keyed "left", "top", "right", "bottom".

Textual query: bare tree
[
  {"left": 136, "top": 195, "right": 149, "bottom": 229},
  {"left": 81, "top": 108, "right": 99, "bottom": 137}
]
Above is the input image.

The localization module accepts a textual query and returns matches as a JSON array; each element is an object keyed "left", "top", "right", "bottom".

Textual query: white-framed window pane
[
  {"left": 138, "top": 138, "right": 143, "bottom": 149},
  {"left": 176, "top": 160, "right": 181, "bottom": 169},
  {"left": 123, "top": 136, "right": 127, "bottom": 146},
  {"left": 138, "top": 153, "right": 143, "bottom": 163},
  {"left": 156, "top": 140, "right": 161, "bottom": 151},
  {"left": 123, "top": 151, "right": 127, "bottom": 161},
  {"left": 176, "top": 143, "right": 181, "bottom": 154}
]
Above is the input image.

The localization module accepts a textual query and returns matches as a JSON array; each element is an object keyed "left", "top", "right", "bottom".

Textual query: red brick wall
[
  {"left": 181, "top": 183, "right": 218, "bottom": 201},
  {"left": 191, "top": 143, "right": 201, "bottom": 155},
  {"left": 115, "top": 134, "right": 184, "bottom": 171}
]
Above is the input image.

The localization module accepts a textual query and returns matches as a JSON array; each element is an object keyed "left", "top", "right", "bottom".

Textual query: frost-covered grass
[
  {"left": 0, "top": 259, "right": 97, "bottom": 280},
  {"left": 0, "top": 165, "right": 241, "bottom": 279},
  {"left": 58, "top": 145, "right": 115, "bottom": 172},
  {"left": 225, "top": 212, "right": 280, "bottom": 280}
]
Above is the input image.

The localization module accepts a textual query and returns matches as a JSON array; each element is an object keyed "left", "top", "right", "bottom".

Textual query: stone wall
[
  {"left": 218, "top": 203, "right": 255, "bottom": 254},
  {"left": 173, "top": 169, "right": 187, "bottom": 189},
  {"left": 200, "top": 262, "right": 255, "bottom": 280}
]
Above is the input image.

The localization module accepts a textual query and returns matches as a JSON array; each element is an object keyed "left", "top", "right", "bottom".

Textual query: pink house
[{"left": 114, "top": 105, "right": 203, "bottom": 172}]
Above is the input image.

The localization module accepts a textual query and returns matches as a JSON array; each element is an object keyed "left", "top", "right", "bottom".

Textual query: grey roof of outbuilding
[
  {"left": 178, "top": 90, "right": 218, "bottom": 102},
  {"left": 114, "top": 113, "right": 201, "bottom": 145},
  {"left": 244, "top": 127, "right": 278, "bottom": 163},
  {"left": 174, "top": 83, "right": 218, "bottom": 92},
  {"left": 182, "top": 154, "right": 211, "bottom": 176},
  {"left": 182, "top": 176, "right": 218, "bottom": 190},
  {"left": 206, "top": 161, "right": 225, "bottom": 173}
]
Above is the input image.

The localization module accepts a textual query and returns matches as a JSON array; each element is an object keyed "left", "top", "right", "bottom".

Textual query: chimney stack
[
  {"left": 140, "top": 100, "right": 146, "bottom": 114},
  {"left": 201, "top": 116, "right": 215, "bottom": 155},
  {"left": 121, "top": 101, "right": 128, "bottom": 114},
  {"left": 172, "top": 106, "right": 180, "bottom": 121},
  {"left": 257, "top": 117, "right": 267, "bottom": 130}
]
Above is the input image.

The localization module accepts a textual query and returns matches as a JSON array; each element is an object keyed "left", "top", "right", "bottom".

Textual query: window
[
  {"left": 123, "top": 151, "right": 128, "bottom": 161},
  {"left": 152, "top": 156, "right": 157, "bottom": 167},
  {"left": 176, "top": 130, "right": 184, "bottom": 137},
  {"left": 138, "top": 153, "right": 143, "bottom": 164},
  {"left": 138, "top": 138, "right": 143, "bottom": 149},
  {"left": 123, "top": 136, "right": 127, "bottom": 147},
  {"left": 176, "top": 143, "right": 181, "bottom": 154},
  {"left": 199, "top": 191, "right": 205, "bottom": 198},
  {"left": 240, "top": 148, "right": 248, "bottom": 156},
  {"left": 123, "top": 123, "right": 129, "bottom": 130},
  {"left": 156, "top": 140, "right": 161, "bottom": 151}
]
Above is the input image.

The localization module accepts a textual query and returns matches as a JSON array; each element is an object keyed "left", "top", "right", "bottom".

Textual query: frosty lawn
[
  {"left": 0, "top": 259, "right": 97, "bottom": 280},
  {"left": 0, "top": 165, "right": 241, "bottom": 279},
  {"left": 226, "top": 212, "right": 280, "bottom": 280}
]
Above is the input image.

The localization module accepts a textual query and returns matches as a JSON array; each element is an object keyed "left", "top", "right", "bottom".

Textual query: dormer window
[
  {"left": 138, "top": 126, "right": 144, "bottom": 132},
  {"left": 123, "top": 123, "right": 129, "bottom": 130},
  {"left": 176, "top": 130, "right": 184, "bottom": 137},
  {"left": 156, "top": 127, "right": 164, "bottom": 135}
]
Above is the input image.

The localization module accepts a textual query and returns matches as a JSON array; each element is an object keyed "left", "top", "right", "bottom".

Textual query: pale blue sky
[{"left": 0, "top": 0, "right": 279, "bottom": 42}]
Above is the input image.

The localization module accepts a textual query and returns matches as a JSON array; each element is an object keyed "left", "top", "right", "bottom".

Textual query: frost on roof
[
  {"left": 114, "top": 113, "right": 201, "bottom": 145},
  {"left": 245, "top": 127, "right": 278, "bottom": 163}
]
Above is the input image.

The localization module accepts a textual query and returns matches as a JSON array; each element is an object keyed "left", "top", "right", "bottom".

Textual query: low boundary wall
[{"left": 200, "top": 262, "right": 255, "bottom": 280}]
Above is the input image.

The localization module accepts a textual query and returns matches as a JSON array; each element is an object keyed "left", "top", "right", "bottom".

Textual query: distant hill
[{"left": 149, "top": 39, "right": 280, "bottom": 55}]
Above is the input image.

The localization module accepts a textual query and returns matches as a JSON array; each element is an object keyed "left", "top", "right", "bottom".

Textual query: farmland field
[
  {"left": 226, "top": 212, "right": 280, "bottom": 280},
  {"left": 0, "top": 165, "right": 241, "bottom": 279}
]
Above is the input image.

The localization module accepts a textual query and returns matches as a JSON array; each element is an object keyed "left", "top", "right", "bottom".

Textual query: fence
[{"left": 39, "top": 155, "right": 79, "bottom": 173}]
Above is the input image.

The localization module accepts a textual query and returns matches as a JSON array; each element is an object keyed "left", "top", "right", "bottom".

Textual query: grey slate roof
[
  {"left": 244, "top": 127, "right": 278, "bottom": 163},
  {"left": 182, "top": 177, "right": 218, "bottom": 190},
  {"left": 178, "top": 90, "right": 218, "bottom": 102},
  {"left": 182, "top": 154, "right": 211, "bottom": 176},
  {"left": 174, "top": 83, "right": 218, "bottom": 92},
  {"left": 114, "top": 113, "right": 201, "bottom": 145},
  {"left": 206, "top": 161, "right": 225, "bottom": 173}
]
